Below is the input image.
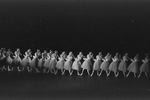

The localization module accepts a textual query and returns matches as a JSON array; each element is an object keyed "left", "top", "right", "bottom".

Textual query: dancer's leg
[
  {"left": 116, "top": 71, "right": 119, "bottom": 77},
  {"left": 80, "top": 69, "right": 84, "bottom": 76},
  {"left": 97, "top": 71, "right": 99, "bottom": 76},
  {"left": 145, "top": 72, "right": 148, "bottom": 78},
  {"left": 99, "top": 70, "right": 103, "bottom": 76},
  {"left": 115, "top": 72, "right": 118, "bottom": 77},
  {"left": 126, "top": 71, "right": 130, "bottom": 77},
  {"left": 69, "top": 70, "right": 72, "bottom": 75},
  {"left": 91, "top": 70, "right": 95, "bottom": 76},
  {"left": 62, "top": 70, "right": 66, "bottom": 75},
  {"left": 61, "top": 69, "right": 64, "bottom": 75},
  {"left": 55, "top": 69, "right": 58, "bottom": 74},
  {"left": 87, "top": 70, "right": 90, "bottom": 76},
  {"left": 77, "top": 70, "right": 81, "bottom": 76},
  {"left": 138, "top": 72, "right": 142, "bottom": 78},
  {"left": 70, "top": 70, "right": 73, "bottom": 75},
  {"left": 107, "top": 70, "right": 111, "bottom": 76},
  {"left": 134, "top": 73, "right": 136, "bottom": 78}
]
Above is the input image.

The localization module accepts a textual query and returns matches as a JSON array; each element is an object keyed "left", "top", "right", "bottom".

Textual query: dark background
[
  {"left": 0, "top": 0, "right": 150, "bottom": 57},
  {"left": 0, "top": 1, "right": 150, "bottom": 100}
]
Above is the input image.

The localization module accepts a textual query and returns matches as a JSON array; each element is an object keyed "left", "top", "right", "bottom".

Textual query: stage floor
[{"left": 0, "top": 71, "right": 150, "bottom": 100}]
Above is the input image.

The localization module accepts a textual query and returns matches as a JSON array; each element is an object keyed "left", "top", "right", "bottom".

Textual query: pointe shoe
[
  {"left": 8, "top": 68, "right": 11, "bottom": 71},
  {"left": 126, "top": 74, "right": 129, "bottom": 77},
  {"left": 18, "top": 69, "right": 21, "bottom": 72},
  {"left": 116, "top": 73, "right": 119, "bottom": 77},
  {"left": 107, "top": 74, "right": 110, "bottom": 77},
  {"left": 62, "top": 72, "right": 65, "bottom": 75},
  {"left": 70, "top": 72, "right": 73, "bottom": 76},
  {"left": 115, "top": 74, "right": 119, "bottom": 77},
  {"left": 18, "top": 68, "right": 21, "bottom": 72},
  {"left": 115, "top": 74, "right": 118, "bottom": 77},
  {"left": 28, "top": 70, "right": 31, "bottom": 72},
  {"left": 79, "top": 73, "right": 82, "bottom": 76}
]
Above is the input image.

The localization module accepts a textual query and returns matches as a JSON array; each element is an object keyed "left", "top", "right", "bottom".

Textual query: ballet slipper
[
  {"left": 99, "top": 71, "right": 103, "bottom": 76},
  {"left": 126, "top": 72, "right": 130, "bottom": 77},
  {"left": 116, "top": 72, "right": 119, "bottom": 77},
  {"left": 145, "top": 73, "right": 148, "bottom": 78},
  {"left": 137, "top": 74, "right": 140, "bottom": 78},
  {"left": 91, "top": 71, "right": 94, "bottom": 76},
  {"left": 115, "top": 73, "right": 118, "bottom": 77},
  {"left": 8, "top": 68, "right": 11, "bottom": 71},
  {"left": 107, "top": 72, "right": 110, "bottom": 76},
  {"left": 78, "top": 72, "right": 82, "bottom": 76}
]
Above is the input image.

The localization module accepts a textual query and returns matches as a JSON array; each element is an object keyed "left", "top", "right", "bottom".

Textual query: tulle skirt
[
  {"left": 81, "top": 60, "right": 92, "bottom": 70},
  {"left": 118, "top": 61, "right": 127, "bottom": 72},
  {"left": 49, "top": 59, "right": 57, "bottom": 70},
  {"left": 21, "top": 58, "right": 31, "bottom": 67},
  {"left": 72, "top": 60, "right": 81, "bottom": 71},
  {"left": 56, "top": 60, "right": 65, "bottom": 70},
  {"left": 38, "top": 58, "right": 45, "bottom": 68},
  {"left": 93, "top": 60, "right": 101, "bottom": 70},
  {"left": 30, "top": 58, "right": 38, "bottom": 68},
  {"left": 43, "top": 58, "right": 51, "bottom": 68},
  {"left": 64, "top": 60, "right": 72, "bottom": 71},
  {"left": 127, "top": 62, "right": 139, "bottom": 73},
  {"left": 11, "top": 57, "right": 21, "bottom": 67},
  {"left": 139, "top": 62, "right": 149, "bottom": 73},
  {"left": 100, "top": 61, "right": 110, "bottom": 71},
  {"left": 6, "top": 57, "right": 13, "bottom": 65},
  {"left": 108, "top": 61, "right": 118, "bottom": 73}
]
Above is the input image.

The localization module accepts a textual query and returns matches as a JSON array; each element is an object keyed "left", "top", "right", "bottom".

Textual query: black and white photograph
[{"left": 0, "top": 0, "right": 150, "bottom": 100}]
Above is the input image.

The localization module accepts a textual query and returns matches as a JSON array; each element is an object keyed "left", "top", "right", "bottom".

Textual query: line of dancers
[{"left": 0, "top": 48, "right": 149, "bottom": 78}]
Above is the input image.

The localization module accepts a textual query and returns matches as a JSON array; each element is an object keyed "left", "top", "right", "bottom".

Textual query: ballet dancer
[
  {"left": 91, "top": 52, "right": 102, "bottom": 76},
  {"left": 117, "top": 53, "right": 129, "bottom": 77},
  {"left": 126, "top": 54, "right": 139, "bottom": 78},
  {"left": 43, "top": 50, "right": 53, "bottom": 73},
  {"left": 38, "top": 50, "right": 47, "bottom": 73},
  {"left": 107, "top": 52, "right": 119, "bottom": 77},
  {"left": 2, "top": 49, "right": 13, "bottom": 71},
  {"left": 99, "top": 53, "right": 111, "bottom": 76},
  {"left": 71, "top": 52, "right": 84, "bottom": 76},
  {"left": 55, "top": 51, "right": 66, "bottom": 75},
  {"left": 138, "top": 54, "right": 149, "bottom": 78},
  {"left": 21, "top": 49, "right": 32, "bottom": 72},
  {"left": 49, "top": 51, "right": 58, "bottom": 74},
  {"left": 29, "top": 49, "right": 41, "bottom": 73},
  {"left": 80, "top": 52, "right": 93, "bottom": 76},
  {"left": 11, "top": 48, "right": 22, "bottom": 72},
  {"left": 63, "top": 52, "right": 75, "bottom": 75}
]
